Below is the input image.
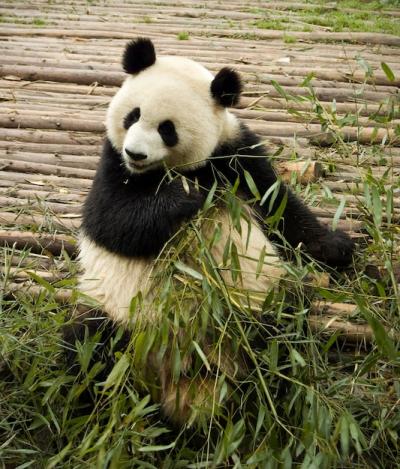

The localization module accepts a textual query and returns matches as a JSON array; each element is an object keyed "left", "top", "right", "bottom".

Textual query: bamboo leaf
[
  {"left": 203, "top": 180, "right": 217, "bottom": 211},
  {"left": 27, "top": 271, "right": 55, "bottom": 294},
  {"left": 103, "top": 353, "right": 129, "bottom": 390},
  {"left": 256, "top": 245, "right": 266, "bottom": 279},
  {"left": 291, "top": 349, "right": 306, "bottom": 368},
  {"left": 332, "top": 197, "right": 346, "bottom": 231},
  {"left": 139, "top": 441, "right": 176, "bottom": 452},
  {"left": 192, "top": 340, "right": 211, "bottom": 371},
  {"left": 381, "top": 62, "right": 395, "bottom": 82},
  {"left": 175, "top": 261, "right": 203, "bottom": 281},
  {"left": 270, "top": 79, "right": 288, "bottom": 99},
  {"left": 243, "top": 170, "right": 261, "bottom": 200}
]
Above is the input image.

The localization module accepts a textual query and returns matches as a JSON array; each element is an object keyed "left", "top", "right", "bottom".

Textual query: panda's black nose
[{"left": 125, "top": 148, "right": 147, "bottom": 161}]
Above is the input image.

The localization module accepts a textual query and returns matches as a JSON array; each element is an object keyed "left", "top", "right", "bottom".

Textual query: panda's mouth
[{"left": 126, "top": 159, "right": 162, "bottom": 173}]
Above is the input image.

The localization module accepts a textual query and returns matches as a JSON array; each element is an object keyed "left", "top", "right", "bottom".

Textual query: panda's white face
[{"left": 106, "top": 56, "right": 240, "bottom": 174}]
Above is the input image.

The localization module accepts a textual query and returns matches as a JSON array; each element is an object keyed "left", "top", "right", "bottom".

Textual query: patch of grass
[
  {"left": 226, "top": 19, "right": 237, "bottom": 29},
  {"left": 298, "top": 5, "right": 400, "bottom": 35},
  {"left": 177, "top": 31, "right": 189, "bottom": 40},
  {"left": 32, "top": 17, "right": 46, "bottom": 26},
  {"left": 283, "top": 33, "right": 297, "bottom": 44},
  {"left": 255, "top": 18, "right": 287, "bottom": 30},
  {"left": 0, "top": 14, "right": 47, "bottom": 26},
  {"left": 140, "top": 15, "right": 153, "bottom": 24}
]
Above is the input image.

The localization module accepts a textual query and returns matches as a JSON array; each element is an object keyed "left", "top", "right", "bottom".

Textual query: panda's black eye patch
[
  {"left": 158, "top": 120, "right": 178, "bottom": 147},
  {"left": 123, "top": 107, "right": 140, "bottom": 129}
]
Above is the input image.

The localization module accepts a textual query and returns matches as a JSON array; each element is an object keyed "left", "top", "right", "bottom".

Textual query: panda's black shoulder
[
  {"left": 213, "top": 123, "right": 264, "bottom": 159},
  {"left": 193, "top": 123, "right": 273, "bottom": 187}
]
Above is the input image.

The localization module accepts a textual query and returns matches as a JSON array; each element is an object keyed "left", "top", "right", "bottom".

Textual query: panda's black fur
[
  {"left": 83, "top": 126, "right": 353, "bottom": 266},
  {"left": 64, "top": 37, "right": 354, "bottom": 425}
]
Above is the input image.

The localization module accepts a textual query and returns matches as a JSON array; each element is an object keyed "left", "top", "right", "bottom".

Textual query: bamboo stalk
[
  {"left": 1, "top": 266, "right": 65, "bottom": 282},
  {"left": 0, "top": 196, "right": 82, "bottom": 215},
  {"left": 0, "top": 187, "right": 85, "bottom": 203},
  {"left": 0, "top": 114, "right": 104, "bottom": 133},
  {"left": 0, "top": 158, "right": 95, "bottom": 179},
  {"left": 0, "top": 211, "right": 80, "bottom": 231},
  {"left": 276, "top": 160, "right": 324, "bottom": 183},
  {"left": 0, "top": 231, "right": 76, "bottom": 257},
  {"left": 0, "top": 64, "right": 123, "bottom": 87},
  {"left": 1, "top": 111, "right": 396, "bottom": 146},
  {"left": 0, "top": 150, "right": 99, "bottom": 170},
  {"left": 1, "top": 250, "right": 68, "bottom": 271},
  {"left": 6, "top": 282, "right": 74, "bottom": 303},
  {"left": 2, "top": 50, "right": 399, "bottom": 88},
  {"left": 0, "top": 128, "right": 101, "bottom": 146},
  {"left": 0, "top": 170, "right": 92, "bottom": 189},
  {"left": 308, "top": 315, "right": 373, "bottom": 342},
  {"left": 0, "top": 140, "right": 100, "bottom": 156}
]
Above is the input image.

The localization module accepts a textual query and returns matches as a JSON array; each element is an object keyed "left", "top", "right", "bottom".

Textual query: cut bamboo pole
[
  {"left": 1, "top": 266, "right": 65, "bottom": 282},
  {"left": 1, "top": 250, "right": 68, "bottom": 271},
  {"left": 0, "top": 128, "right": 101, "bottom": 146},
  {"left": 308, "top": 315, "right": 374, "bottom": 342},
  {"left": 0, "top": 195, "right": 82, "bottom": 214},
  {"left": 0, "top": 159, "right": 95, "bottom": 179},
  {"left": 276, "top": 160, "right": 324, "bottom": 183},
  {"left": 1, "top": 26, "right": 399, "bottom": 47},
  {"left": 0, "top": 211, "right": 80, "bottom": 231},
  {"left": 0, "top": 114, "right": 104, "bottom": 133},
  {"left": 0, "top": 64, "right": 124, "bottom": 87},
  {"left": 0, "top": 170, "right": 92, "bottom": 189},
  {"left": 5, "top": 282, "right": 74, "bottom": 303},
  {"left": 0, "top": 140, "right": 100, "bottom": 156},
  {"left": 0, "top": 230, "right": 77, "bottom": 256},
  {"left": 0, "top": 187, "right": 85, "bottom": 203},
  {"left": 1, "top": 111, "right": 396, "bottom": 146}
]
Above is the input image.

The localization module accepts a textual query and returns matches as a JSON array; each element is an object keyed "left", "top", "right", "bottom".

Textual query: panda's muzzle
[{"left": 125, "top": 148, "right": 147, "bottom": 161}]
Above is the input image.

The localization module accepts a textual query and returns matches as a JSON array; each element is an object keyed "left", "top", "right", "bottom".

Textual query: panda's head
[{"left": 106, "top": 38, "right": 242, "bottom": 174}]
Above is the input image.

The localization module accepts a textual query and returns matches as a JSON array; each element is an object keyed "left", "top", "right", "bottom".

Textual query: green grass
[
  {"left": 255, "top": 19, "right": 287, "bottom": 31},
  {"left": 32, "top": 18, "right": 46, "bottom": 27},
  {"left": 250, "top": 1, "right": 400, "bottom": 35},
  {"left": 283, "top": 34, "right": 297, "bottom": 44},
  {"left": 297, "top": 9, "right": 400, "bottom": 35},
  {"left": 177, "top": 31, "right": 190, "bottom": 40}
]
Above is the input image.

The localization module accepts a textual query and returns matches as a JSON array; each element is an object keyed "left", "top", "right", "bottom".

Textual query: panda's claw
[{"left": 306, "top": 229, "right": 355, "bottom": 269}]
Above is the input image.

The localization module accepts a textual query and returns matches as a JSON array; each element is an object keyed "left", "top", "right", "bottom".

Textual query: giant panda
[{"left": 65, "top": 38, "right": 354, "bottom": 425}]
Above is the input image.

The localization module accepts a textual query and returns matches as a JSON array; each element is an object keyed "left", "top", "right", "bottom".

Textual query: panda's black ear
[
  {"left": 122, "top": 38, "right": 156, "bottom": 74},
  {"left": 211, "top": 68, "right": 242, "bottom": 107}
]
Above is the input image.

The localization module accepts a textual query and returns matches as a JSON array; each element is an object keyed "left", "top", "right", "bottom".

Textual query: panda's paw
[{"left": 306, "top": 229, "right": 355, "bottom": 269}]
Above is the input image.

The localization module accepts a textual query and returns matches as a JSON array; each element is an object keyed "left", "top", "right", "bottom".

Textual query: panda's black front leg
[
  {"left": 275, "top": 188, "right": 355, "bottom": 268},
  {"left": 235, "top": 152, "right": 354, "bottom": 268}
]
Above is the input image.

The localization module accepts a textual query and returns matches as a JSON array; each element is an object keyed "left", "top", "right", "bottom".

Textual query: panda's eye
[
  {"left": 158, "top": 120, "right": 178, "bottom": 147},
  {"left": 123, "top": 107, "right": 140, "bottom": 129}
]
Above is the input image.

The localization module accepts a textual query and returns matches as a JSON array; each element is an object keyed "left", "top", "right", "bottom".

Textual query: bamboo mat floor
[{"left": 0, "top": 1, "right": 399, "bottom": 328}]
